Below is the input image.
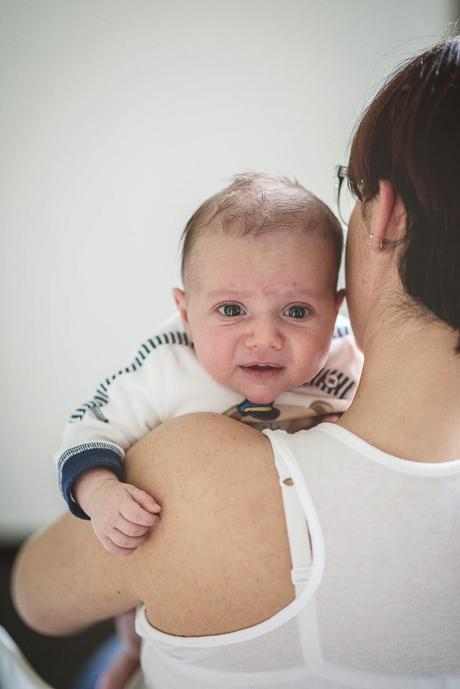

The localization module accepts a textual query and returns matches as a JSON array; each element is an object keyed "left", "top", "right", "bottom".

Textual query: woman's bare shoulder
[
  {"left": 126, "top": 413, "right": 269, "bottom": 485},
  {"left": 126, "top": 414, "right": 294, "bottom": 637},
  {"left": 13, "top": 415, "right": 291, "bottom": 639},
  {"left": 132, "top": 411, "right": 266, "bottom": 450}
]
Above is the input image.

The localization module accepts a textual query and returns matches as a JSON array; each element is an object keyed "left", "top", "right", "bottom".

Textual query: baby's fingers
[
  {"left": 115, "top": 516, "right": 152, "bottom": 538},
  {"left": 126, "top": 486, "right": 161, "bottom": 514},
  {"left": 100, "top": 534, "right": 137, "bottom": 556},
  {"left": 120, "top": 492, "right": 160, "bottom": 527},
  {"left": 108, "top": 528, "right": 150, "bottom": 552}
]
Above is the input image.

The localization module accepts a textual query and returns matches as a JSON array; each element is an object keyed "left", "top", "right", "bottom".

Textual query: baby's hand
[{"left": 74, "top": 468, "right": 161, "bottom": 555}]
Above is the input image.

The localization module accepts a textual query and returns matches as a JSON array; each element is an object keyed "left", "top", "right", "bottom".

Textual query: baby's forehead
[{"left": 185, "top": 222, "right": 338, "bottom": 289}]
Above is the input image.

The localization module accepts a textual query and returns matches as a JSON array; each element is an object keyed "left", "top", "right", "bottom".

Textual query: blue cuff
[{"left": 60, "top": 447, "right": 125, "bottom": 520}]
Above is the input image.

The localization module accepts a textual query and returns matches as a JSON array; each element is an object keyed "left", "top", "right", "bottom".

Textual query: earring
[{"left": 368, "top": 233, "right": 385, "bottom": 250}]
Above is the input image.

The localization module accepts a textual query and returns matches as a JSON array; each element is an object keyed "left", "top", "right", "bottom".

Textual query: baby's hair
[{"left": 180, "top": 172, "right": 343, "bottom": 286}]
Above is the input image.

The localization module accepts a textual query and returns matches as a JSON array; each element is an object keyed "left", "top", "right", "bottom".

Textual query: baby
[{"left": 56, "top": 172, "right": 362, "bottom": 688}]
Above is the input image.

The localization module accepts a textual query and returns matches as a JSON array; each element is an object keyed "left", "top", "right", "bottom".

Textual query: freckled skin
[{"left": 174, "top": 226, "right": 343, "bottom": 404}]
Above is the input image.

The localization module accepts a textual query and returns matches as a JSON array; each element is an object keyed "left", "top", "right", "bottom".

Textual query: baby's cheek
[
  {"left": 213, "top": 347, "right": 235, "bottom": 377},
  {"left": 296, "top": 339, "right": 327, "bottom": 377},
  {"left": 196, "top": 340, "right": 233, "bottom": 379}
]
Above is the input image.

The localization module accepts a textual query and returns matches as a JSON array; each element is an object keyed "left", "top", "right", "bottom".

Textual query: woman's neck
[{"left": 339, "top": 323, "right": 460, "bottom": 462}]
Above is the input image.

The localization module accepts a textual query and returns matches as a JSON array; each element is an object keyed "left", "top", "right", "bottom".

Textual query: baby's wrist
[{"left": 73, "top": 468, "right": 118, "bottom": 515}]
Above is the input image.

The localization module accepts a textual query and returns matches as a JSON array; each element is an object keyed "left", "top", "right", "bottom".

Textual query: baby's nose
[{"left": 244, "top": 320, "right": 283, "bottom": 351}]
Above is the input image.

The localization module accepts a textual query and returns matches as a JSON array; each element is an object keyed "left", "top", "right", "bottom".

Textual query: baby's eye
[
  {"left": 217, "top": 303, "right": 246, "bottom": 317},
  {"left": 283, "top": 304, "right": 312, "bottom": 319}
]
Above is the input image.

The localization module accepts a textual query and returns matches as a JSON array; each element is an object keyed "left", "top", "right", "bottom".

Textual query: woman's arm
[
  {"left": 12, "top": 513, "right": 140, "bottom": 635},
  {"left": 12, "top": 414, "right": 294, "bottom": 638}
]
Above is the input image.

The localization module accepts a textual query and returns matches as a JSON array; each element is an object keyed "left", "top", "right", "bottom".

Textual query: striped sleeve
[
  {"left": 59, "top": 443, "right": 125, "bottom": 519},
  {"left": 55, "top": 322, "right": 192, "bottom": 518}
]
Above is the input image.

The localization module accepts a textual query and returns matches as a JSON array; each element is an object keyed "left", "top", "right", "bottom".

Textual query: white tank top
[{"left": 135, "top": 424, "right": 460, "bottom": 688}]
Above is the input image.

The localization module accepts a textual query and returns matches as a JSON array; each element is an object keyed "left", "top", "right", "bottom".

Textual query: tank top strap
[{"left": 272, "top": 443, "right": 313, "bottom": 597}]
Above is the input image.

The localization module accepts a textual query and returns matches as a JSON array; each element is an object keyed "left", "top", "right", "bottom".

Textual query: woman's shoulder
[
  {"left": 128, "top": 412, "right": 270, "bottom": 479},
  {"left": 125, "top": 414, "right": 294, "bottom": 636}
]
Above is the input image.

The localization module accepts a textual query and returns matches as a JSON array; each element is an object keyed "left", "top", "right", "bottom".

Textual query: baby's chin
[
  {"left": 234, "top": 385, "right": 284, "bottom": 405},
  {"left": 243, "top": 394, "right": 277, "bottom": 404}
]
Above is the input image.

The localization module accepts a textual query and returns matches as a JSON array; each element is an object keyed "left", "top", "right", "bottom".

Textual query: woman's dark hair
[{"left": 348, "top": 37, "right": 460, "bottom": 352}]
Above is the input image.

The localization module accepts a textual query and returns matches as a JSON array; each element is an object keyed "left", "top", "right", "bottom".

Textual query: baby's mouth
[
  {"left": 245, "top": 364, "right": 277, "bottom": 369},
  {"left": 240, "top": 364, "right": 284, "bottom": 379}
]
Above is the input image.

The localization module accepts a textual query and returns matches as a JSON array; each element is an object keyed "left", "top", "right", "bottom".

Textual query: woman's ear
[
  {"left": 368, "top": 180, "right": 407, "bottom": 253},
  {"left": 172, "top": 288, "right": 192, "bottom": 339}
]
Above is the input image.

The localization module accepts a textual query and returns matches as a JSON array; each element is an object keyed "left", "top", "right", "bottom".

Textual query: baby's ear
[{"left": 172, "top": 288, "right": 191, "bottom": 338}]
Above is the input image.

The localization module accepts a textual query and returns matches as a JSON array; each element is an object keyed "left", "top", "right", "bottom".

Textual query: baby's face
[{"left": 174, "top": 227, "right": 343, "bottom": 404}]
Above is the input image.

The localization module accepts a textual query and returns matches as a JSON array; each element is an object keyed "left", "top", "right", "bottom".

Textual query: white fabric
[
  {"left": 0, "top": 626, "right": 54, "bottom": 689},
  {"left": 135, "top": 424, "right": 460, "bottom": 689},
  {"left": 274, "top": 447, "right": 313, "bottom": 596},
  {"left": 55, "top": 312, "right": 362, "bottom": 462}
]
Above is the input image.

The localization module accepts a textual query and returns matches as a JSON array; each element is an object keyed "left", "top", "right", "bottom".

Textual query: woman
[{"left": 13, "top": 37, "right": 460, "bottom": 688}]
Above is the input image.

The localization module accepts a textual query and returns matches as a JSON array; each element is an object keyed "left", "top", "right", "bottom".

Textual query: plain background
[{"left": 1, "top": 0, "right": 458, "bottom": 539}]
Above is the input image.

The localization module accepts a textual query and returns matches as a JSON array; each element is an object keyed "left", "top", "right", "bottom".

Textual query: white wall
[{"left": 1, "top": 0, "right": 457, "bottom": 539}]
